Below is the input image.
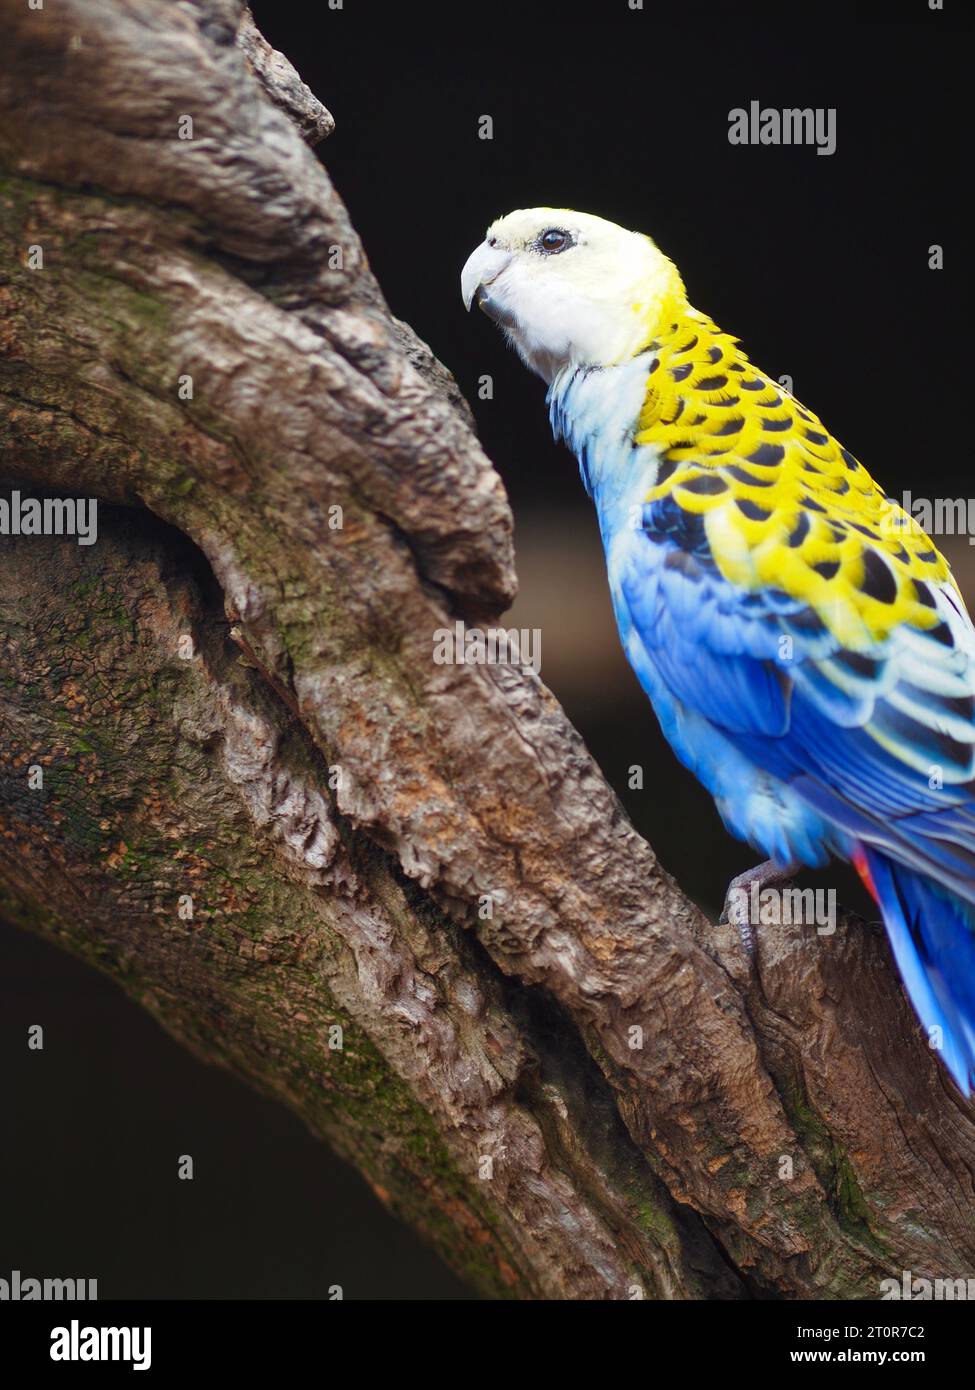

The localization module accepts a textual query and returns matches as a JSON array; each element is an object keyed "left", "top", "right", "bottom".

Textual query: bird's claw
[{"left": 718, "top": 858, "right": 801, "bottom": 958}]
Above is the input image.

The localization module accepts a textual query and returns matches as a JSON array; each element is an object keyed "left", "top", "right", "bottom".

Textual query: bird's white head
[{"left": 461, "top": 208, "right": 685, "bottom": 384}]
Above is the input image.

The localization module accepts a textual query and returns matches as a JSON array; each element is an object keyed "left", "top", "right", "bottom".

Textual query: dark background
[{"left": 2, "top": 0, "right": 970, "bottom": 1300}]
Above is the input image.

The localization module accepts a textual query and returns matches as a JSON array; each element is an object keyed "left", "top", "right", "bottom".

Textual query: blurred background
[{"left": 2, "top": 0, "right": 969, "bottom": 1298}]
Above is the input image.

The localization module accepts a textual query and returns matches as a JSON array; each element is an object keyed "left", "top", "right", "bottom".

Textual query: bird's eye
[{"left": 538, "top": 228, "right": 571, "bottom": 254}]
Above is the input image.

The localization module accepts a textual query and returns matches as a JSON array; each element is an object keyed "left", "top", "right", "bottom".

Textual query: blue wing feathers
[{"left": 618, "top": 524, "right": 975, "bottom": 1093}]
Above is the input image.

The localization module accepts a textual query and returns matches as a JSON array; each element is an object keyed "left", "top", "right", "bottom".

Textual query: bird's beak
[{"left": 461, "top": 241, "right": 512, "bottom": 312}]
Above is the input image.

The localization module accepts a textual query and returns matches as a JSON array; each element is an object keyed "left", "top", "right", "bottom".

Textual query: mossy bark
[
  {"left": 1, "top": 0, "right": 973, "bottom": 1298},
  {"left": 0, "top": 514, "right": 715, "bottom": 1299}
]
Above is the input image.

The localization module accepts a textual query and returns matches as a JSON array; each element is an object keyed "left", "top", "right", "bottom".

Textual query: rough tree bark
[{"left": 1, "top": 0, "right": 973, "bottom": 1299}]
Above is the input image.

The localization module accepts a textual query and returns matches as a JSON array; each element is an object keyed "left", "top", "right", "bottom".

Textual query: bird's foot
[{"left": 719, "top": 859, "right": 801, "bottom": 957}]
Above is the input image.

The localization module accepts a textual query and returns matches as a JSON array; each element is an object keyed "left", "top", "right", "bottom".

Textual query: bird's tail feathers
[{"left": 863, "top": 847, "right": 975, "bottom": 1097}]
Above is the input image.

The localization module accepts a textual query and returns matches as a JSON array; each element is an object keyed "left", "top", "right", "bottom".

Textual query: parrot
[{"left": 461, "top": 208, "right": 975, "bottom": 1095}]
